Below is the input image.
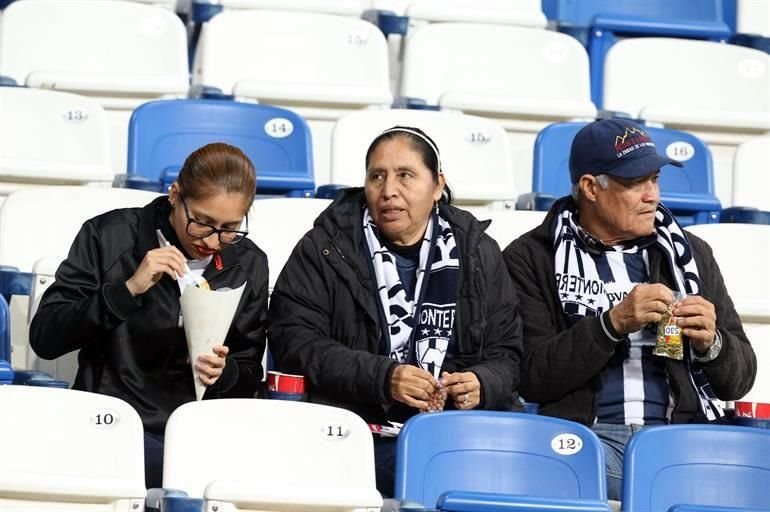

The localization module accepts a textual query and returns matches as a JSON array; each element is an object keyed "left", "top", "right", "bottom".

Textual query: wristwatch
[{"left": 693, "top": 331, "right": 723, "bottom": 363}]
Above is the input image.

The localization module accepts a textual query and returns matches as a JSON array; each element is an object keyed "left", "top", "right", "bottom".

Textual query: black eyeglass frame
[{"left": 179, "top": 194, "right": 249, "bottom": 245}]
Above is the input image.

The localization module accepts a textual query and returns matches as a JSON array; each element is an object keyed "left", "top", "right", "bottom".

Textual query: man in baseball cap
[{"left": 503, "top": 119, "right": 755, "bottom": 501}]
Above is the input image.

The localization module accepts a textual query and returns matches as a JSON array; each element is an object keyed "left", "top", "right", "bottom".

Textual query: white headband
[{"left": 380, "top": 127, "right": 443, "bottom": 174}]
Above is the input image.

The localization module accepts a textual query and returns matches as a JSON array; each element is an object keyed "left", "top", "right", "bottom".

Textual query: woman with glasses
[{"left": 30, "top": 142, "right": 267, "bottom": 488}]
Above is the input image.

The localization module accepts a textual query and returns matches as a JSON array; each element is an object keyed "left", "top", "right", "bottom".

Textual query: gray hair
[{"left": 571, "top": 174, "right": 610, "bottom": 200}]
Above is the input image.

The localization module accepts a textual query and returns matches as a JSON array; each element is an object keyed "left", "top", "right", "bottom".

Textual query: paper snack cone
[{"left": 180, "top": 283, "right": 246, "bottom": 400}]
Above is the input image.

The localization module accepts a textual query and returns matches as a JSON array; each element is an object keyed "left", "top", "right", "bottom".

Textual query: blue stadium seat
[
  {"left": 622, "top": 424, "right": 770, "bottom": 511},
  {"left": 0, "top": 360, "right": 12, "bottom": 386},
  {"left": 126, "top": 99, "right": 315, "bottom": 197},
  {"left": 395, "top": 411, "right": 610, "bottom": 511},
  {"left": 522, "top": 121, "right": 721, "bottom": 226},
  {"left": 0, "top": 295, "right": 9, "bottom": 363},
  {"left": 540, "top": 0, "right": 731, "bottom": 107},
  {"left": 720, "top": 207, "right": 770, "bottom": 225}
]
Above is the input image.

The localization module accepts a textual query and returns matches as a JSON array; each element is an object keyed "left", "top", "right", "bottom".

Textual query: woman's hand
[
  {"left": 126, "top": 246, "right": 187, "bottom": 296},
  {"left": 390, "top": 364, "right": 440, "bottom": 410},
  {"left": 440, "top": 371, "right": 481, "bottom": 409},
  {"left": 195, "top": 345, "right": 229, "bottom": 386}
]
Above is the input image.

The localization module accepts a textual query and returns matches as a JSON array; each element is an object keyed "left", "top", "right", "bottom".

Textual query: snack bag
[{"left": 654, "top": 291, "right": 686, "bottom": 360}]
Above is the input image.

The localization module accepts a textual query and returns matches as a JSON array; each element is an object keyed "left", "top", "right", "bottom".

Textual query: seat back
[
  {"left": 0, "top": 0, "right": 188, "bottom": 97},
  {"left": 0, "top": 386, "right": 145, "bottom": 510},
  {"left": 163, "top": 399, "right": 382, "bottom": 509},
  {"left": 733, "top": 136, "right": 770, "bottom": 211},
  {"left": 127, "top": 99, "right": 315, "bottom": 196},
  {"left": 623, "top": 425, "right": 770, "bottom": 511},
  {"left": 404, "top": 0, "right": 546, "bottom": 26},
  {"left": 400, "top": 24, "right": 595, "bottom": 195},
  {"left": 740, "top": 323, "right": 770, "bottom": 404},
  {"left": 25, "top": 257, "right": 80, "bottom": 384},
  {"left": 216, "top": 0, "right": 366, "bottom": 15},
  {"left": 331, "top": 109, "right": 516, "bottom": 207},
  {"left": 467, "top": 209, "right": 546, "bottom": 249},
  {"left": 603, "top": 38, "right": 770, "bottom": 206},
  {"left": 193, "top": 10, "right": 392, "bottom": 187},
  {"left": 246, "top": 198, "right": 332, "bottom": 293},
  {"left": 0, "top": 87, "right": 113, "bottom": 193},
  {"left": 542, "top": 0, "right": 725, "bottom": 29},
  {"left": 737, "top": 0, "right": 770, "bottom": 37},
  {"left": 0, "top": 0, "right": 189, "bottom": 173},
  {"left": 395, "top": 411, "right": 607, "bottom": 508},
  {"left": 0, "top": 295, "right": 8, "bottom": 362},
  {"left": 533, "top": 122, "right": 721, "bottom": 225},
  {"left": 685, "top": 223, "right": 770, "bottom": 323},
  {"left": 0, "top": 187, "right": 160, "bottom": 272}
]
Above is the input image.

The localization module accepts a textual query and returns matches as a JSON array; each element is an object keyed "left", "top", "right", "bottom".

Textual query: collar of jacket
[
  {"left": 135, "top": 195, "right": 243, "bottom": 279},
  {"left": 317, "top": 188, "right": 492, "bottom": 353}
]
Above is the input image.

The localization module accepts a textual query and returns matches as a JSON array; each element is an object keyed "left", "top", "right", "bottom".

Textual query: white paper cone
[{"left": 180, "top": 283, "right": 246, "bottom": 400}]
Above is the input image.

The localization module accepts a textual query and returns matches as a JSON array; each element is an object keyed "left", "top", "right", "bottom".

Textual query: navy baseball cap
[{"left": 568, "top": 119, "right": 683, "bottom": 184}]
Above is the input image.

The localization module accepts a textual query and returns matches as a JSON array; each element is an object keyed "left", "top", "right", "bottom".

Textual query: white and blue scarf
[
  {"left": 364, "top": 209, "right": 460, "bottom": 380},
  {"left": 552, "top": 202, "right": 724, "bottom": 421}
]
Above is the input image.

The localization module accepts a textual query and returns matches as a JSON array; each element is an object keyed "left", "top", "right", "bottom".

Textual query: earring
[{"left": 434, "top": 201, "right": 439, "bottom": 215}]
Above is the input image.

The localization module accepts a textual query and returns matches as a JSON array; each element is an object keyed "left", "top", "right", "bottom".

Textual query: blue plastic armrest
[
  {"left": 437, "top": 491, "right": 612, "bottom": 512},
  {"left": 12, "top": 370, "right": 69, "bottom": 388},
  {"left": 187, "top": 84, "right": 233, "bottom": 100},
  {"left": 118, "top": 174, "right": 164, "bottom": 193},
  {"left": 730, "top": 34, "right": 770, "bottom": 54},
  {"left": 0, "top": 360, "right": 14, "bottom": 386},
  {"left": 669, "top": 505, "right": 770, "bottom": 512},
  {"left": 720, "top": 207, "right": 770, "bottom": 225},
  {"left": 381, "top": 498, "right": 434, "bottom": 511},
  {"left": 160, "top": 166, "right": 182, "bottom": 190},
  {"left": 591, "top": 14, "right": 731, "bottom": 40},
  {"left": 0, "top": 267, "right": 33, "bottom": 299},
  {"left": 0, "top": 75, "right": 18, "bottom": 87},
  {"left": 362, "top": 9, "right": 409, "bottom": 37},
  {"left": 316, "top": 184, "right": 351, "bottom": 200},
  {"left": 146, "top": 488, "right": 204, "bottom": 512},
  {"left": 515, "top": 193, "right": 557, "bottom": 212},
  {"left": 190, "top": 0, "right": 223, "bottom": 24},
  {"left": 391, "top": 97, "right": 441, "bottom": 111}
]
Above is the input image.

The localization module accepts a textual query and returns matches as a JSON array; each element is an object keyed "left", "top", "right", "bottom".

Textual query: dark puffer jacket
[
  {"left": 268, "top": 188, "right": 523, "bottom": 425},
  {"left": 502, "top": 198, "right": 756, "bottom": 425},
  {"left": 30, "top": 196, "right": 267, "bottom": 434}
]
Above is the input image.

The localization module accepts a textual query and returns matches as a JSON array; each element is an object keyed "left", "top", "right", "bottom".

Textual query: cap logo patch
[{"left": 614, "top": 127, "right": 655, "bottom": 157}]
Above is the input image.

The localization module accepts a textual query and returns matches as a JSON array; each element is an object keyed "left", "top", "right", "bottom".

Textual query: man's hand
[
  {"left": 674, "top": 295, "right": 717, "bottom": 353},
  {"left": 608, "top": 284, "right": 674, "bottom": 335}
]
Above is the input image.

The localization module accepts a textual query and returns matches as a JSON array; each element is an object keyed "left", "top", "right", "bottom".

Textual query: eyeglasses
[{"left": 179, "top": 195, "right": 248, "bottom": 245}]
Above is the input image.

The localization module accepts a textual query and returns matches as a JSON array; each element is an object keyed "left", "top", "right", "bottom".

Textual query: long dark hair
[{"left": 364, "top": 126, "right": 453, "bottom": 204}]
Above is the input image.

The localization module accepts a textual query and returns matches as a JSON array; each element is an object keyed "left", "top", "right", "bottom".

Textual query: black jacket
[
  {"left": 268, "top": 188, "right": 523, "bottom": 425},
  {"left": 502, "top": 198, "right": 757, "bottom": 425},
  {"left": 30, "top": 196, "right": 267, "bottom": 434}
]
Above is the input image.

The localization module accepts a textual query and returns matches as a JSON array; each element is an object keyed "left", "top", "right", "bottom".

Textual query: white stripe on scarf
[
  {"left": 363, "top": 208, "right": 459, "bottom": 379},
  {"left": 552, "top": 203, "right": 723, "bottom": 421}
]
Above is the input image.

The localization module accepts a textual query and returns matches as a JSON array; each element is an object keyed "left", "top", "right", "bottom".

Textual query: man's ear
[{"left": 579, "top": 175, "right": 599, "bottom": 203}]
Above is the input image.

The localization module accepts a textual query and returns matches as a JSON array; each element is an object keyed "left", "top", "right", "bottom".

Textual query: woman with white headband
[{"left": 268, "top": 126, "right": 523, "bottom": 496}]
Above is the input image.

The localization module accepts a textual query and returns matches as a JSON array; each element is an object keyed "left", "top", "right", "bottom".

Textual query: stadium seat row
[
  {"left": 0, "top": 385, "right": 768, "bottom": 511},
  {"left": 0, "top": 1, "right": 768, "bottom": 208}
]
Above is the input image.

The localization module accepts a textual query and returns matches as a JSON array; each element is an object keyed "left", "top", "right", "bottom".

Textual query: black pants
[
  {"left": 144, "top": 432, "right": 165, "bottom": 489},
  {"left": 374, "top": 437, "right": 398, "bottom": 498}
]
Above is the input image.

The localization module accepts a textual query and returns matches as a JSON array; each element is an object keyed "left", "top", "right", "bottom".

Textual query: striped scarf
[
  {"left": 552, "top": 202, "right": 724, "bottom": 421},
  {"left": 364, "top": 209, "right": 460, "bottom": 380}
]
